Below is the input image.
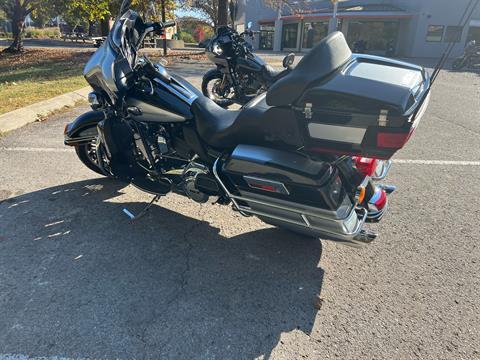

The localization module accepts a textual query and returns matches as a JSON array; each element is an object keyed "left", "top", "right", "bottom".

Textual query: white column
[
  {"left": 328, "top": 0, "right": 339, "bottom": 34},
  {"left": 273, "top": 8, "right": 283, "bottom": 51}
]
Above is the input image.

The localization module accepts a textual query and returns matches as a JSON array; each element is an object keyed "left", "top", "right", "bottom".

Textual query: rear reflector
[
  {"left": 243, "top": 176, "right": 289, "bottom": 195},
  {"left": 376, "top": 130, "right": 412, "bottom": 149}
]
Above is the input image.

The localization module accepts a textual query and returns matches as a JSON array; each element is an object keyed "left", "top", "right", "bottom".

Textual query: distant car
[{"left": 198, "top": 38, "right": 211, "bottom": 48}]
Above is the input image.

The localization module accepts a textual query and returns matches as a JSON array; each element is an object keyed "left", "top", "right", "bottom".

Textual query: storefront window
[
  {"left": 346, "top": 21, "right": 400, "bottom": 54},
  {"left": 282, "top": 23, "right": 298, "bottom": 49},
  {"left": 259, "top": 24, "right": 274, "bottom": 50},
  {"left": 426, "top": 25, "right": 444, "bottom": 42},
  {"left": 301, "top": 21, "right": 328, "bottom": 49},
  {"left": 445, "top": 26, "right": 463, "bottom": 43}
]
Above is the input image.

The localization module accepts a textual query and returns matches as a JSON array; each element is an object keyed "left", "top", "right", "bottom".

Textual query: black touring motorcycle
[
  {"left": 65, "top": 1, "right": 431, "bottom": 246},
  {"left": 202, "top": 23, "right": 295, "bottom": 107}
]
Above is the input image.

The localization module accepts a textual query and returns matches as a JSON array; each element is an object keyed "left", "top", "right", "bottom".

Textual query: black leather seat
[
  {"left": 192, "top": 95, "right": 268, "bottom": 149},
  {"left": 266, "top": 31, "right": 352, "bottom": 107}
]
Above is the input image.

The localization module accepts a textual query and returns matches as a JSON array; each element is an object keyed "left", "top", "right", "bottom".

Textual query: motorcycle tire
[
  {"left": 75, "top": 142, "right": 109, "bottom": 176},
  {"left": 452, "top": 58, "right": 465, "bottom": 70},
  {"left": 202, "top": 70, "right": 235, "bottom": 108}
]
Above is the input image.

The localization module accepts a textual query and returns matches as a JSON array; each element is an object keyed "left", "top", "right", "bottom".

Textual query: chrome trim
[
  {"left": 154, "top": 78, "right": 198, "bottom": 105},
  {"left": 371, "top": 160, "right": 392, "bottom": 181},
  {"left": 213, "top": 158, "right": 371, "bottom": 244},
  {"left": 64, "top": 135, "right": 97, "bottom": 145}
]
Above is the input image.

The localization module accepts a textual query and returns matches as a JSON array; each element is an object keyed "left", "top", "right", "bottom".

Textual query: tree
[
  {"left": 0, "top": 0, "right": 63, "bottom": 53},
  {"left": 262, "top": 0, "right": 299, "bottom": 18},
  {"left": 65, "top": 0, "right": 110, "bottom": 36},
  {"left": 217, "top": 0, "right": 227, "bottom": 26},
  {"left": 177, "top": 0, "right": 219, "bottom": 28}
]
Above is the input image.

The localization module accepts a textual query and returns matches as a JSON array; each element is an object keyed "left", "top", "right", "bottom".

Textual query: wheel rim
[
  {"left": 85, "top": 140, "right": 98, "bottom": 165},
  {"left": 207, "top": 78, "right": 233, "bottom": 101}
]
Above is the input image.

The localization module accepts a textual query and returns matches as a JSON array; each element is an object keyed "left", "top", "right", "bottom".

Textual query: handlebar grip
[{"left": 163, "top": 20, "right": 176, "bottom": 28}]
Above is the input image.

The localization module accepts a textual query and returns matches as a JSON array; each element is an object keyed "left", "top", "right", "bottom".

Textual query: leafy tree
[
  {"left": 0, "top": 0, "right": 63, "bottom": 53},
  {"left": 177, "top": 0, "right": 219, "bottom": 28},
  {"left": 64, "top": 0, "right": 110, "bottom": 36}
]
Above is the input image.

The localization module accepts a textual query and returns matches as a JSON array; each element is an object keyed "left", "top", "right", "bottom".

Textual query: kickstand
[{"left": 123, "top": 194, "right": 161, "bottom": 221}]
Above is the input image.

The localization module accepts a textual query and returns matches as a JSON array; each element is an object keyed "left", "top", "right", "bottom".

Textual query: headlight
[{"left": 212, "top": 42, "right": 223, "bottom": 55}]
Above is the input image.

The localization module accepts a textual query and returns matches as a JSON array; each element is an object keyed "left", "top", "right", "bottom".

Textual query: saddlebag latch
[{"left": 304, "top": 103, "right": 313, "bottom": 120}]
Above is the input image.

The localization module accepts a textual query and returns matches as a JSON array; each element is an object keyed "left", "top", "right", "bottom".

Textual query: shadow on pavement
[{"left": 0, "top": 178, "right": 324, "bottom": 359}]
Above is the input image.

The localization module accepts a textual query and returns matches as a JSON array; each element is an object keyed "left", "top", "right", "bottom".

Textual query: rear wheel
[
  {"left": 75, "top": 141, "right": 109, "bottom": 176},
  {"left": 202, "top": 70, "right": 235, "bottom": 107}
]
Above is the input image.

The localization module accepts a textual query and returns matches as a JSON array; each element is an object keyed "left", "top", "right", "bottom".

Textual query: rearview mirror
[{"left": 282, "top": 53, "right": 295, "bottom": 69}]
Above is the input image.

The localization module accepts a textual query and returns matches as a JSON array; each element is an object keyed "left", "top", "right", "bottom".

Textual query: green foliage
[
  {"left": 24, "top": 27, "right": 61, "bottom": 38},
  {"left": 66, "top": 0, "right": 110, "bottom": 24},
  {"left": 179, "top": 31, "right": 194, "bottom": 43}
]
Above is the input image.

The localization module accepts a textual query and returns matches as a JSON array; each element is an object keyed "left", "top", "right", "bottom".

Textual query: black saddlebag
[
  {"left": 221, "top": 145, "right": 347, "bottom": 211},
  {"left": 294, "top": 55, "right": 431, "bottom": 159}
]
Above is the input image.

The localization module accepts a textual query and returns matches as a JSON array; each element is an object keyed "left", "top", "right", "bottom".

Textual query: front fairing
[{"left": 83, "top": 10, "right": 144, "bottom": 104}]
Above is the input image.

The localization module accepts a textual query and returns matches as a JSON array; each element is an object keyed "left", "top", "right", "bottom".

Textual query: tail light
[
  {"left": 376, "top": 129, "right": 414, "bottom": 149},
  {"left": 353, "top": 157, "right": 378, "bottom": 177}
]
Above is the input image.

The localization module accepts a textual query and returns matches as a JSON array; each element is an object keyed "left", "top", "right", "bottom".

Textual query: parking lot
[{"left": 0, "top": 61, "right": 479, "bottom": 359}]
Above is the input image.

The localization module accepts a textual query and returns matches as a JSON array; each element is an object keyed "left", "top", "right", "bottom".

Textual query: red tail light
[
  {"left": 353, "top": 157, "right": 378, "bottom": 177},
  {"left": 376, "top": 129, "right": 414, "bottom": 149}
]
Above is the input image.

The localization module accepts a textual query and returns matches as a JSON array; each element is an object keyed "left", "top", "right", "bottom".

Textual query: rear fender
[{"left": 64, "top": 111, "right": 105, "bottom": 146}]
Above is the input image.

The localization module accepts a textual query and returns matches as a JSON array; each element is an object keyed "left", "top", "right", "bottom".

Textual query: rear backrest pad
[{"left": 266, "top": 32, "right": 353, "bottom": 107}]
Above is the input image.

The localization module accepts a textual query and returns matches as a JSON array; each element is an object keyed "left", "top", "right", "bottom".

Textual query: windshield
[{"left": 83, "top": 3, "right": 143, "bottom": 103}]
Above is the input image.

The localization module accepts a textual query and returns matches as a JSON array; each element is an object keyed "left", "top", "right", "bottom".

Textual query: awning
[
  {"left": 280, "top": 11, "right": 413, "bottom": 22},
  {"left": 470, "top": 19, "right": 480, "bottom": 27}
]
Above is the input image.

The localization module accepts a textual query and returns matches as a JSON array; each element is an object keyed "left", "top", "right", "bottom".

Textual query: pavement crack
[
  {"left": 166, "top": 206, "right": 204, "bottom": 306},
  {"left": 431, "top": 114, "right": 480, "bottom": 136}
]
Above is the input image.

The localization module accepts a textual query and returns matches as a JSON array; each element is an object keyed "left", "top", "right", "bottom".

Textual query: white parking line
[
  {"left": 393, "top": 159, "right": 480, "bottom": 166},
  {"left": 0, "top": 147, "right": 73, "bottom": 153},
  {"left": 1, "top": 147, "right": 480, "bottom": 166}
]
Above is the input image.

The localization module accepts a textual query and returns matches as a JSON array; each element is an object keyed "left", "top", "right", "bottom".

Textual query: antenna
[
  {"left": 430, "top": 0, "right": 480, "bottom": 84},
  {"left": 412, "top": 0, "right": 479, "bottom": 120}
]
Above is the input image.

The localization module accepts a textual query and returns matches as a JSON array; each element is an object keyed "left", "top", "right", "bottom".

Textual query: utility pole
[{"left": 161, "top": 0, "right": 167, "bottom": 56}]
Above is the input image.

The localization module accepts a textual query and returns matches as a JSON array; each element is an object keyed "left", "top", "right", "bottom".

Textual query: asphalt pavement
[{"left": 0, "top": 62, "right": 479, "bottom": 359}]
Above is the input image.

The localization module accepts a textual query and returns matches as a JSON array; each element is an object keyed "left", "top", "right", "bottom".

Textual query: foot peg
[{"left": 123, "top": 195, "right": 161, "bottom": 221}]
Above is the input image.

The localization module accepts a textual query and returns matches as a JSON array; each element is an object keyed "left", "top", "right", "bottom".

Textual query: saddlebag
[
  {"left": 294, "top": 55, "right": 431, "bottom": 159},
  {"left": 217, "top": 145, "right": 368, "bottom": 243}
]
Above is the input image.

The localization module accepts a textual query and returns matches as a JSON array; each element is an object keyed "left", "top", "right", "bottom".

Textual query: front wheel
[
  {"left": 201, "top": 70, "right": 235, "bottom": 108},
  {"left": 75, "top": 141, "right": 109, "bottom": 176}
]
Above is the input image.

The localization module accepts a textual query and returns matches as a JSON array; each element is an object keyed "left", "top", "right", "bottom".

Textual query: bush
[
  {"left": 25, "top": 27, "right": 61, "bottom": 39},
  {"left": 179, "top": 31, "right": 195, "bottom": 43}
]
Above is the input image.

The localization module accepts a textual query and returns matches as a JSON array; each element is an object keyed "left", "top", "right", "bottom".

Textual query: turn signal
[{"left": 356, "top": 186, "right": 366, "bottom": 204}]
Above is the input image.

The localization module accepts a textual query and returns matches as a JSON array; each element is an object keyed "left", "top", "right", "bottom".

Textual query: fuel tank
[{"left": 127, "top": 70, "right": 200, "bottom": 123}]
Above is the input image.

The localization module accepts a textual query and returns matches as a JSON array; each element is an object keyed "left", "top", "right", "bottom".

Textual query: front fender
[{"left": 64, "top": 110, "right": 105, "bottom": 146}]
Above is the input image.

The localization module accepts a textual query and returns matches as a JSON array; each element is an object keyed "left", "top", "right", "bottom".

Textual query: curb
[{"left": 0, "top": 86, "right": 91, "bottom": 134}]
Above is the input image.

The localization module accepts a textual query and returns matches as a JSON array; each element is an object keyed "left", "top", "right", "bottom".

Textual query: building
[{"left": 238, "top": 0, "right": 480, "bottom": 57}]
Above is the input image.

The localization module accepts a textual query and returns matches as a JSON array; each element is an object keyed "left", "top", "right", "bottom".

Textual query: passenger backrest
[{"left": 266, "top": 32, "right": 352, "bottom": 107}]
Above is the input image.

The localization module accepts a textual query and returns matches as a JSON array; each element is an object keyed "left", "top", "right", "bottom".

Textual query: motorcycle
[
  {"left": 452, "top": 40, "right": 480, "bottom": 70},
  {"left": 64, "top": 0, "right": 431, "bottom": 246},
  {"left": 202, "top": 22, "right": 295, "bottom": 107}
]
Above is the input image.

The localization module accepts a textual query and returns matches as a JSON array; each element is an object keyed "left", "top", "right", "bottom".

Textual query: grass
[
  {"left": 0, "top": 46, "right": 207, "bottom": 115},
  {"left": 0, "top": 48, "right": 93, "bottom": 115}
]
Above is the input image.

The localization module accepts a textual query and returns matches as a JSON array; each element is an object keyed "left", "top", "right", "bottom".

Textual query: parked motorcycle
[
  {"left": 452, "top": 40, "right": 480, "bottom": 70},
  {"left": 64, "top": 0, "right": 431, "bottom": 246},
  {"left": 202, "top": 23, "right": 295, "bottom": 107}
]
